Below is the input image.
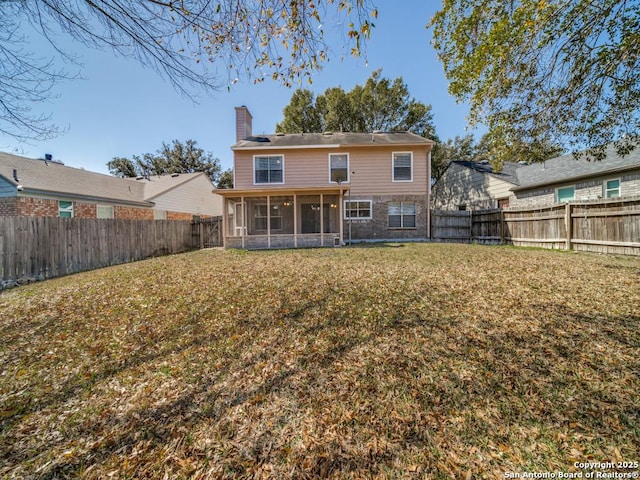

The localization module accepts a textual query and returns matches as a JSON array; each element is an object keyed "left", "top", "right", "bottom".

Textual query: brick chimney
[{"left": 235, "top": 106, "right": 253, "bottom": 142}]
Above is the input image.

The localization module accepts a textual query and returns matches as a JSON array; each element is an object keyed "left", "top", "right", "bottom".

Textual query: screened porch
[{"left": 220, "top": 187, "right": 348, "bottom": 249}]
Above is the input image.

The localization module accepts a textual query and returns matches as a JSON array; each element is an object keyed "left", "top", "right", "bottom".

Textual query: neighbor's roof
[
  {"left": 232, "top": 131, "right": 434, "bottom": 150},
  {"left": 0, "top": 152, "right": 209, "bottom": 205},
  {"left": 452, "top": 160, "right": 523, "bottom": 185},
  {"left": 129, "top": 172, "right": 207, "bottom": 200},
  {"left": 512, "top": 144, "right": 640, "bottom": 191}
]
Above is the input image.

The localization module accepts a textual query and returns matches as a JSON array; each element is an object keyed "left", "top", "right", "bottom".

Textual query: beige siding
[
  {"left": 151, "top": 175, "right": 223, "bottom": 216},
  {"left": 234, "top": 146, "right": 430, "bottom": 195},
  {"left": 432, "top": 163, "right": 515, "bottom": 210}
]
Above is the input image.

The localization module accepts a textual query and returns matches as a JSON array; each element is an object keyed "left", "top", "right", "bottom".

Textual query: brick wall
[
  {"left": 114, "top": 205, "right": 155, "bottom": 220},
  {"left": 17, "top": 197, "right": 59, "bottom": 217},
  {"left": 167, "top": 211, "right": 194, "bottom": 221},
  {"left": 0, "top": 198, "right": 18, "bottom": 216},
  {"left": 75, "top": 202, "right": 97, "bottom": 218},
  {"left": 346, "top": 194, "right": 428, "bottom": 241}
]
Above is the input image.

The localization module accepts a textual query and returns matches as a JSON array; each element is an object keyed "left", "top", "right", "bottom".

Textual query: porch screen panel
[
  {"left": 246, "top": 197, "right": 268, "bottom": 234},
  {"left": 297, "top": 195, "right": 321, "bottom": 234},
  {"left": 323, "top": 194, "right": 340, "bottom": 233},
  {"left": 271, "top": 196, "right": 294, "bottom": 234}
]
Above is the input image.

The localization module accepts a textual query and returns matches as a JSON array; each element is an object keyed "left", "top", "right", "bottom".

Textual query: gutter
[{"left": 17, "top": 188, "right": 155, "bottom": 208}]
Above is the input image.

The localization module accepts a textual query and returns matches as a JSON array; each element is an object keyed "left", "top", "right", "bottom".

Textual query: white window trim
[
  {"left": 253, "top": 155, "right": 285, "bottom": 185},
  {"left": 392, "top": 151, "right": 413, "bottom": 182},
  {"left": 603, "top": 178, "right": 621, "bottom": 198},
  {"left": 556, "top": 185, "right": 575, "bottom": 203},
  {"left": 328, "top": 153, "right": 350, "bottom": 184},
  {"left": 58, "top": 200, "right": 74, "bottom": 218},
  {"left": 388, "top": 201, "right": 417, "bottom": 229},
  {"left": 97, "top": 204, "right": 115, "bottom": 219},
  {"left": 344, "top": 199, "right": 372, "bottom": 220}
]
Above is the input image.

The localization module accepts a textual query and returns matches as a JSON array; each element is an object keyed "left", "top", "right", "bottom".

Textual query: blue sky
[{"left": 0, "top": 2, "right": 480, "bottom": 176}]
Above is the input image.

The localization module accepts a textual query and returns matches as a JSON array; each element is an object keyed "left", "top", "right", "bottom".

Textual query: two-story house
[{"left": 218, "top": 106, "right": 434, "bottom": 249}]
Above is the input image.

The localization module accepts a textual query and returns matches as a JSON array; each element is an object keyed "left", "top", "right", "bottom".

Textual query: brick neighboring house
[
  {"left": 0, "top": 152, "right": 222, "bottom": 219},
  {"left": 510, "top": 145, "right": 640, "bottom": 208},
  {"left": 431, "top": 145, "right": 640, "bottom": 210},
  {"left": 217, "top": 106, "right": 435, "bottom": 249}
]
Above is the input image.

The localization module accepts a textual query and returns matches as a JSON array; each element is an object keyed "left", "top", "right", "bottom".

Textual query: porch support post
[
  {"left": 294, "top": 194, "right": 298, "bottom": 248},
  {"left": 320, "top": 193, "right": 324, "bottom": 247},
  {"left": 339, "top": 188, "right": 345, "bottom": 245},
  {"left": 267, "top": 195, "right": 271, "bottom": 249},
  {"left": 222, "top": 197, "right": 228, "bottom": 248},
  {"left": 241, "top": 196, "right": 245, "bottom": 249}
]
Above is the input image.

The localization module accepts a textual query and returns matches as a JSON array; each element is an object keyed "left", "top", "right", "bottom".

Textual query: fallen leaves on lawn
[{"left": 1, "top": 244, "right": 639, "bottom": 479}]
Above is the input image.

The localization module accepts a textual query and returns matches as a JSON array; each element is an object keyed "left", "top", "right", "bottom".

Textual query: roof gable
[
  {"left": 0, "top": 152, "right": 216, "bottom": 207},
  {"left": 448, "top": 160, "right": 522, "bottom": 185}
]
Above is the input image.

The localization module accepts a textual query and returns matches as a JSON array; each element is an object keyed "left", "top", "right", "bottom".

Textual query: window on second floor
[
  {"left": 329, "top": 153, "right": 349, "bottom": 183},
  {"left": 392, "top": 152, "right": 413, "bottom": 182},
  {"left": 254, "top": 155, "right": 284, "bottom": 184}
]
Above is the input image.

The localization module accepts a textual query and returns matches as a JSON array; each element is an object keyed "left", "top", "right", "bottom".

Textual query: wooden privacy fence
[
  {"left": 0, "top": 217, "right": 221, "bottom": 289},
  {"left": 431, "top": 197, "right": 640, "bottom": 256}
]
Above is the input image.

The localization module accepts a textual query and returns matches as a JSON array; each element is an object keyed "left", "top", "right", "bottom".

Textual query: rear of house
[{"left": 219, "top": 106, "right": 434, "bottom": 249}]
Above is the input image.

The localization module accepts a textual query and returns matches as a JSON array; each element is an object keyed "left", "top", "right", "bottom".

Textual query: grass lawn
[{"left": 1, "top": 243, "right": 639, "bottom": 479}]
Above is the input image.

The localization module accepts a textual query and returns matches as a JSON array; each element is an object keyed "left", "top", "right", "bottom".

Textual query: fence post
[
  {"left": 468, "top": 210, "right": 473, "bottom": 243},
  {"left": 565, "top": 203, "right": 573, "bottom": 251}
]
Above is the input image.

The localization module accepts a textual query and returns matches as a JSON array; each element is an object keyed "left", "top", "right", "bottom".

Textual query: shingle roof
[
  {"left": 513, "top": 144, "right": 640, "bottom": 191},
  {"left": 232, "top": 131, "right": 434, "bottom": 150},
  {"left": 0, "top": 152, "right": 207, "bottom": 205},
  {"left": 451, "top": 160, "right": 523, "bottom": 185}
]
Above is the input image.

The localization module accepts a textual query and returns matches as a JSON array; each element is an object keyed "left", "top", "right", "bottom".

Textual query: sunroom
[{"left": 218, "top": 186, "right": 350, "bottom": 249}]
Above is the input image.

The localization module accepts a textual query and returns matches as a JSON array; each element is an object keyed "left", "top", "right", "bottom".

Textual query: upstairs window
[
  {"left": 393, "top": 152, "right": 413, "bottom": 182},
  {"left": 604, "top": 179, "right": 621, "bottom": 198},
  {"left": 329, "top": 154, "right": 349, "bottom": 183},
  {"left": 254, "top": 155, "right": 284, "bottom": 184},
  {"left": 58, "top": 201, "right": 74, "bottom": 218}
]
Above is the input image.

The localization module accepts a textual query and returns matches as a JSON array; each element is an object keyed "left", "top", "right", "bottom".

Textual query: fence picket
[
  {"left": 431, "top": 197, "right": 640, "bottom": 256},
  {"left": 0, "top": 217, "right": 221, "bottom": 289}
]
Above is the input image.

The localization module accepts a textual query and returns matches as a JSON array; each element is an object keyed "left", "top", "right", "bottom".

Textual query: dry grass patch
[{"left": 1, "top": 244, "right": 639, "bottom": 479}]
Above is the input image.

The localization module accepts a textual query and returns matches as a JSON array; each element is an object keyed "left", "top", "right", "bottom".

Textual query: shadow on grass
[{"left": 2, "top": 291, "right": 639, "bottom": 479}]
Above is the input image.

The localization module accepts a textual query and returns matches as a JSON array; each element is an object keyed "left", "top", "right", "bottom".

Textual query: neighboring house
[
  {"left": 431, "top": 160, "right": 523, "bottom": 210},
  {"left": 217, "top": 106, "right": 434, "bottom": 249},
  {"left": 431, "top": 145, "right": 640, "bottom": 210},
  {"left": 0, "top": 152, "right": 222, "bottom": 219},
  {"left": 511, "top": 145, "right": 640, "bottom": 208}
]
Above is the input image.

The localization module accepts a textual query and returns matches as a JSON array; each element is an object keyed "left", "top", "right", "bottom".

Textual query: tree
[
  {"left": 107, "top": 139, "right": 221, "bottom": 182},
  {"left": 430, "top": 133, "right": 562, "bottom": 180},
  {"left": 216, "top": 169, "right": 234, "bottom": 189},
  {"left": 2, "top": 0, "right": 377, "bottom": 141},
  {"left": 277, "top": 69, "right": 437, "bottom": 140},
  {"left": 429, "top": 0, "right": 639, "bottom": 162}
]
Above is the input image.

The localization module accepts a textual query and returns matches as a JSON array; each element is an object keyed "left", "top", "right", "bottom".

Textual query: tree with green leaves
[
  {"left": 2, "top": 0, "right": 376, "bottom": 142},
  {"left": 216, "top": 169, "right": 234, "bottom": 189},
  {"left": 276, "top": 69, "right": 437, "bottom": 140},
  {"left": 429, "top": 0, "right": 639, "bottom": 162},
  {"left": 107, "top": 139, "right": 221, "bottom": 182}
]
